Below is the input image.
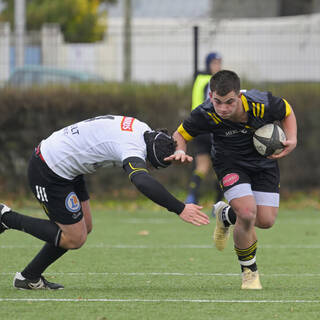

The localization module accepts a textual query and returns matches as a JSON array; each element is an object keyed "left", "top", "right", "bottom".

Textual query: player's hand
[
  {"left": 179, "top": 204, "right": 210, "bottom": 226},
  {"left": 164, "top": 151, "right": 193, "bottom": 164},
  {"left": 269, "top": 139, "right": 297, "bottom": 159}
]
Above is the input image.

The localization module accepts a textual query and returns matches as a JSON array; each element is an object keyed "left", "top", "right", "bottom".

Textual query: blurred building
[
  {"left": 211, "top": 0, "right": 320, "bottom": 18},
  {"left": 103, "top": 0, "right": 320, "bottom": 19},
  {"left": 102, "top": 0, "right": 211, "bottom": 18},
  {"left": 103, "top": 0, "right": 320, "bottom": 82},
  {"left": 1, "top": 0, "right": 320, "bottom": 85}
]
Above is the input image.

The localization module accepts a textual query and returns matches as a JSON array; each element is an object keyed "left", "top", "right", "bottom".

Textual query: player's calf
[{"left": 0, "top": 204, "right": 63, "bottom": 247}]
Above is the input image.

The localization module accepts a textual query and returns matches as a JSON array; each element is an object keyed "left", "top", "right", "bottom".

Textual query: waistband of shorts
[
  {"left": 33, "top": 145, "right": 74, "bottom": 183},
  {"left": 35, "top": 144, "right": 45, "bottom": 162}
]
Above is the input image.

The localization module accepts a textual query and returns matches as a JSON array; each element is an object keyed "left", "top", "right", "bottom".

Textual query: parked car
[{"left": 7, "top": 65, "right": 105, "bottom": 87}]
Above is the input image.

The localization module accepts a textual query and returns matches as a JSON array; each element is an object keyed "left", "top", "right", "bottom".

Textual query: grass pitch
[{"left": 0, "top": 201, "right": 320, "bottom": 319}]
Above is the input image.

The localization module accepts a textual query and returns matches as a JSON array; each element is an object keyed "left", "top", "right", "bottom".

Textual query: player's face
[{"left": 210, "top": 91, "right": 242, "bottom": 120}]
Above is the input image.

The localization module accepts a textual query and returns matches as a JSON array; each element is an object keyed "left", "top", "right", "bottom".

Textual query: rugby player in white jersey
[{"left": 0, "top": 115, "right": 209, "bottom": 290}]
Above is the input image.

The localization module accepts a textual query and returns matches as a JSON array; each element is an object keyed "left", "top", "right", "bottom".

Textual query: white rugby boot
[
  {"left": 213, "top": 201, "right": 231, "bottom": 251},
  {"left": 241, "top": 268, "right": 262, "bottom": 290}
]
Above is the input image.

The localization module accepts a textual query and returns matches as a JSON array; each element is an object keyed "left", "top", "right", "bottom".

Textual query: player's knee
[
  {"left": 86, "top": 224, "right": 93, "bottom": 234},
  {"left": 234, "top": 206, "right": 256, "bottom": 225},
  {"left": 70, "top": 234, "right": 87, "bottom": 249},
  {"left": 256, "top": 216, "right": 276, "bottom": 229},
  {"left": 63, "top": 232, "right": 87, "bottom": 249},
  {"left": 257, "top": 221, "right": 274, "bottom": 229},
  {"left": 255, "top": 208, "right": 278, "bottom": 229}
]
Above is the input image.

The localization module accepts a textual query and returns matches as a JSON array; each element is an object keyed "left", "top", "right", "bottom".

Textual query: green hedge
[
  {"left": 0, "top": 83, "right": 191, "bottom": 196},
  {"left": 0, "top": 82, "right": 318, "bottom": 196}
]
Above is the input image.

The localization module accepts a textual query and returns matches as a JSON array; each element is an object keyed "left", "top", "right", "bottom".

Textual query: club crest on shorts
[
  {"left": 65, "top": 192, "right": 81, "bottom": 213},
  {"left": 222, "top": 173, "right": 239, "bottom": 187}
]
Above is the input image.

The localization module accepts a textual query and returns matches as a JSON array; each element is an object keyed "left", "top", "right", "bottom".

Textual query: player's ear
[{"left": 209, "top": 91, "right": 213, "bottom": 99}]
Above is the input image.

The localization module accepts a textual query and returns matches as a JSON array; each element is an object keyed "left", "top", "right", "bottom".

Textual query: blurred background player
[{"left": 185, "top": 52, "right": 224, "bottom": 207}]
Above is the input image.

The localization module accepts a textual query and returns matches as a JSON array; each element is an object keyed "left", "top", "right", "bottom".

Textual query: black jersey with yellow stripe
[{"left": 178, "top": 89, "right": 291, "bottom": 171}]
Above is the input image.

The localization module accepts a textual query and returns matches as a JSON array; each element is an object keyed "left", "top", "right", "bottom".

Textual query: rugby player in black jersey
[{"left": 166, "top": 70, "right": 297, "bottom": 289}]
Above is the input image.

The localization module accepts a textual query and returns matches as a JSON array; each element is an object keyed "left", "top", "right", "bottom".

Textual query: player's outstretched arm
[
  {"left": 179, "top": 204, "right": 210, "bottom": 226},
  {"left": 270, "top": 109, "right": 297, "bottom": 159},
  {"left": 130, "top": 172, "right": 209, "bottom": 226},
  {"left": 164, "top": 131, "right": 193, "bottom": 163},
  {"left": 123, "top": 158, "right": 209, "bottom": 226}
]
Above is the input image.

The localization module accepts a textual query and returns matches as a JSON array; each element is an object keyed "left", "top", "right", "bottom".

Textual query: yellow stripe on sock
[{"left": 235, "top": 241, "right": 257, "bottom": 256}]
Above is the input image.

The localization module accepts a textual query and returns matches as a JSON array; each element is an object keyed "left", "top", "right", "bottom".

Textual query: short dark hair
[
  {"left": 210, "top": 70, "right": 240, "bottom": 96},
  {"left": 144, "top": 129, "right": 176, "bottom": 169}
]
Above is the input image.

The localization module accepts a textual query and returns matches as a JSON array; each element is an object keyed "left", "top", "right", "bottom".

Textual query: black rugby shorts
[
  {"left": 28, "top": 150, "right": 89, "bottom": 225},
  {"left": 216, "top": 164, "right": 280, "bottom": 194}
]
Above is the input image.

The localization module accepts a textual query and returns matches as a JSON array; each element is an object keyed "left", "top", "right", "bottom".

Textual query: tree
[{"left": 0, "top": 0, "right": 116, "bottom": 43}]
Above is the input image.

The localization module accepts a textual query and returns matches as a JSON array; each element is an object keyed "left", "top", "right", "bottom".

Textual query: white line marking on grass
[
  {"left": 122, "top": 218, "right": 170, "bottom": 224},
  {"left": 1, "top": 272, "right": 240, "bottom": 277},
  {"left": 2, "top": 244, "right": 320, "bottom": 249},
  {"left": 1, "top": 272, "right": 320, "bottom": 277},
  {"left": 0, "top": 298, "right": 319, "bottom": 303},
  {"left": 261, "top": 244, "right": 320, "bottom": 249}
]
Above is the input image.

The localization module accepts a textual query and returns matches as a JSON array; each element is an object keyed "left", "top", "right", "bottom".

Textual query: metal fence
[{"left": 1, "top": 13, "right": 320, "bottom": 86}]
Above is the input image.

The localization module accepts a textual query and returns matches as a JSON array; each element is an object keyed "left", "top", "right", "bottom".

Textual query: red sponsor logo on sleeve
[
  {"left": 121, "top": 117, "right": 135, "bottom": 131},
  {"left": 222, "top": 173, "right": 239, "bottom": 187}
]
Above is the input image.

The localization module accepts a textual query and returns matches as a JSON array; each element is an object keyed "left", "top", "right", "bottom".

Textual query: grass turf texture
[{"left": 0, "top": 202, "right": 320, "bottom": 320}]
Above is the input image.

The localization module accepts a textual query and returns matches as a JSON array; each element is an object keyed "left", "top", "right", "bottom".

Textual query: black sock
[
  {"left": 235, "top": 241, "right": 258, "bottom": 272},
  {"left": 2, "top": 211, "right": 61, "bottom": 246},
  {"left": 221, "top": 206, "right": 237, "bottom": 227},
  {"left": 21, "top": 243, "right": 68, "bottom": 280},
  {"left": 244, "top": 262, "right": 257, "bottom": 272}
]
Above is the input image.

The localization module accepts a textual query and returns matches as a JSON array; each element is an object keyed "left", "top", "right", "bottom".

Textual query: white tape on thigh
[
  {"left": 224, "top": 183, "right": 253, "bottom": 203},
  {"left": 253, "top": 191, "right": 279, "bottom": 207}
]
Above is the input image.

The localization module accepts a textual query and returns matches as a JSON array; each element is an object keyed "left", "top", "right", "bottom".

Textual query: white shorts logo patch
[{"left": 65, "top": 192, "right": 81, "bottom": 213}]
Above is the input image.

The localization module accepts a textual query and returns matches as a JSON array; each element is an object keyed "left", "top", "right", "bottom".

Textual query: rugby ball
[{"left": 253, "top": 124, "right": 286, "bottom": 157}]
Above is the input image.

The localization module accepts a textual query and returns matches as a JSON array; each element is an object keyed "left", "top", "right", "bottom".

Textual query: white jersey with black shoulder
[{"left": 40, "top": 115, "right": 151, "bottom": 180}]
